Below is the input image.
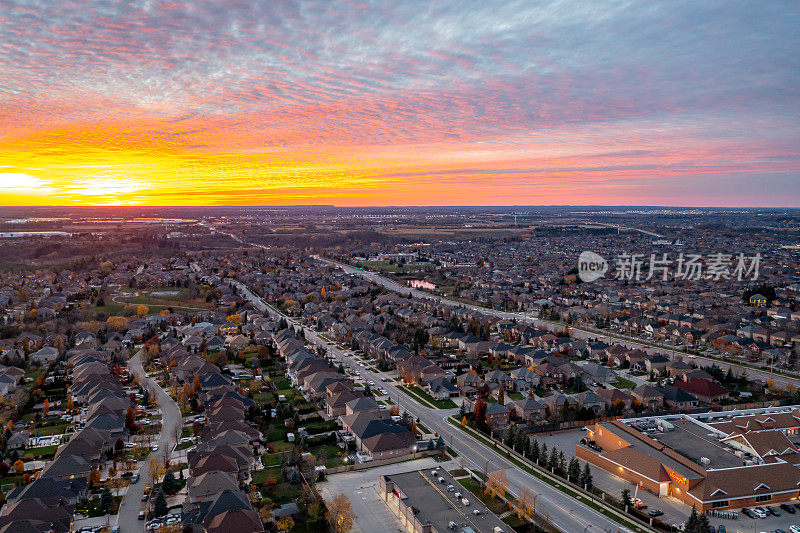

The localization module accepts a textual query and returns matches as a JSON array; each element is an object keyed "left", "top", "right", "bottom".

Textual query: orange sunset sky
[{"left": 1, "top": 1, "right": 799, "bottom": 206}]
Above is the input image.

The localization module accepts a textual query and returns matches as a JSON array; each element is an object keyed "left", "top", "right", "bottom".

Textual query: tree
[
  {"left": 13, "top": 459, "right": 24, "bottom": 474},
  {"left": 497, "top": 387, "right": 505, "bottom": 406},
  {"left": 510, "top": 485, "right": 536, "bottom": 521},
  {"left": 276, "top": 516, "right": 294, "bottom": 532},
  {"left": 621, "top": 488, "right": 631, "bottom": 511},
  {"left": 101, "top": 487, "right": 113, "bottom": 514},
  {"left": 530, "top": 439, "right": 540, "bottom": 462},
  {"left": 125, "top": 407, "right": 135, "bottom": 428},
  {"left": 148, "top": 457, "right": 163, "bottom": 481},
  {"left": 557, "top": 451, "right": 567, "bottom": 478},
  {"left": 539, "top": 443, "right": 548, "bottom": 466},
  {"left": 504, "top": 425, "right": 516, "bottom": 447},
  {"left": 326, "top": 493, "right": 356, "bottom": 533},
  {"left": 89, "top": 467, "right": 101, "bottom": 486},
  {"left": 137, "top": 304, "right": 149, "bottom": 317},
  {"left": 153, "top": 488, "right": 168, "bottom": 517},
  {"left": 548, "top": 447, "right": 559, "bottom": 471},
  {"left": 108, "top": 476, "right": 126, "bottom": 497},
  {"left": 42, "top": 398, "right": 49, "bottom": 415},
  {"left": 484, "top": 469, "right": 508, "bottom": 500},
  {"left": 192, "top": 374, "right": 201, "bottom": 394},
  {"left": 580, "top": 463, "right": 593, "bottom": 489},
  {"left": 162, "top": 468, "right": 178, "bottom": 495},
  {"left": 473, "top": 398, "right": 487, "bottom": 426},
  {"left": 567, "top": 457, "right": 581, "bottom": 482}
]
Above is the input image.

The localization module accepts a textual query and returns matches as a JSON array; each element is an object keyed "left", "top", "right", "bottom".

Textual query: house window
[
  {"left": 712, "top": 501, "right": 728, "bottom": 508},
  {"left": 755, "top": 495, "right": 771, "bottom": 503}
]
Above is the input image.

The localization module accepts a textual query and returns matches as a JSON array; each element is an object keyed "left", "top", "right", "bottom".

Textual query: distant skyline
[{"left": 1, "top": 1, "right": 799, "bottom": 206}]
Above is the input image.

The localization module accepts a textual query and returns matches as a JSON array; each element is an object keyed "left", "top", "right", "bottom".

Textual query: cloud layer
[{"left": 1, "top": 0, "right": 798, "bottom": 205}]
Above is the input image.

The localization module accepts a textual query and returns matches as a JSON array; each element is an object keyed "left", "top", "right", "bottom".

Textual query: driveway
[{"left": 117, "top": 349, "right": 183, "bottom": 533}]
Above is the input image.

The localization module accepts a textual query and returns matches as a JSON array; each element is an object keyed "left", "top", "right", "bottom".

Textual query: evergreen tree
[
  {"left": 557, "top": 451, "right": 567, "bottom": 477},
  {"left": 567, "top": 457, "right": 581, "bottom": 482},
  {"left": 548, "top": 447, "right": 559, "bottom": 471},
  {"left": 539, "top": 443, "right": 547, "bottom": 466},
  {"left": 153, "top": 488, "right": 168, "bottom": 517},
  {"left": 694, "top": 511, "right": 709, "bottom": 533},
  {"left": 621, "top": 488, "right": 631, "bottom": 511},
  {"left": 427, "top": 438, "right": 435, "bottom": 451},
  {"left": 515, "top": 432, "right": 529, "bottom": 455},
  {"left": 505, "top": 426, "right": 516, "bottom": 447},
  {"left": 530, "top": 439, "right": 540, "bottom": 462},
  {"left": 100, "top": 487, "right": 112, "bottom": 514},
  {"left": 162, "top": 469, "right": 177, "bottom": 495},
  {"left": 458, "top": 403, "right": 466, "bottom": 417},
  {"left": 580, "top": 463, "right": 593, "bottom": 488},
  {"left": 436, "top": 436, "right": 445, "bottom": 450},
  {"left": 685, "top": 506, "right": 699, "bottom": 532}
]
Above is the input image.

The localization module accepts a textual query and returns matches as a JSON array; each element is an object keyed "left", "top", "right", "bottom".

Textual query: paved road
[
  {"left": 117, "top": 350, "right": 183, "bottom": 533},
  {"left": 230, "top": 279, "right": 633, "bottom": 533},
  {"left": 316, "top": 256, "right": 800, "bottom": 390}
]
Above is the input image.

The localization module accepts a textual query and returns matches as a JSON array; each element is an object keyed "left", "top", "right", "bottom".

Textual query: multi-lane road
[
  {"left": 229, "top": 278, "right": 635, "bottom": 533},
  {"left": 315, "top": 256, "right": 800, "bottom": 390}
]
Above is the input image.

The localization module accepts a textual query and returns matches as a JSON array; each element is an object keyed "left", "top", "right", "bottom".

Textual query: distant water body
[{"left": 0, "top": 231, "right": 71, "bottom": 238}]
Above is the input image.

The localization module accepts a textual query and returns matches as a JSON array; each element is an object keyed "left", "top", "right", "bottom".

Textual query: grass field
[{"left": 611, "top": 377, "right": 636, "bottom": 389}]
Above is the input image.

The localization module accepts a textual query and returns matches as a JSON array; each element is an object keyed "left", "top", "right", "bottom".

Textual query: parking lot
[
  {"left": 532, "top": 428, "right": 800, "bottom": 531},
  {"left": 317, "top": 457, "right": 448, "bottom": 533}
]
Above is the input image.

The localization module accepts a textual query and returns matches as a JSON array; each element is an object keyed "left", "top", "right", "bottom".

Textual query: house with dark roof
[
  {"left": 340, "top": 411, "right": 416, "bottom": 459},
  {"left": 675, "top": 378, "right": 730, "bottom": 403}
]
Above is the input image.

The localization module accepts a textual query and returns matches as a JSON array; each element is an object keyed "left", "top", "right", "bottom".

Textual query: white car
[
  {"left": 789, "top": 526, "right": 800, "bottom": 533},
  {"left": 152, "top": 444, "right": 159, "bottom": 451},
  {"left": 369, "top": 381, "right": 375, "bottom": 386}
]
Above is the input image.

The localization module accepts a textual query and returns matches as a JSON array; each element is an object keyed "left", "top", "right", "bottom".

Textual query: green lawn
[
  {"left": 409, "top": 386, "right": 457, "bottom": 409},
  {"left": 23, "top": 444, "right": 59, "bottom": 459},
  {"left": 32, "top": 423, "right": 68, "bottom": 436},
  {"left": 612, "top": 377, "right": 636, "bottom": 389},
  {"left": 262, "top": 453, "right": 282, "bottom": 467},
  {"left": 508, "top": 392, "right": 524, "bottom": 401}
]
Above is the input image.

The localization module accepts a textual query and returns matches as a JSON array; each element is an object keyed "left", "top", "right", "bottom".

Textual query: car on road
[
  {"left": 152, "top": 444, "right": 159, "bottom": 451},
  {"left": 369, "top": 380, "right": 375, "bottom": 385},
  {"left": 717, "top": 526, "right": 725, "bottom": 533},
  {"left": 648, "top": 509, "right": 663, "bottom": 517},
  {"left": 633, "top": 498, "right": 647, "bottom": 509},
  {"left": 138, "top": 511, "right": 146, "bottom": 520},
  {"left": 131, "top": 473, "right": 140, "bottom": 483}
]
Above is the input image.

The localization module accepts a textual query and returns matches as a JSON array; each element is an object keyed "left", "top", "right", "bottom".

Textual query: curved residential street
[{"left": 117, "top": 349, "right": 183, "bottom": 533}]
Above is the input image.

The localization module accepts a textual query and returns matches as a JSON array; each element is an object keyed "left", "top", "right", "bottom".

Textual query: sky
[{"left": 1, "top": 1, "right": 799, "bottom": 207}]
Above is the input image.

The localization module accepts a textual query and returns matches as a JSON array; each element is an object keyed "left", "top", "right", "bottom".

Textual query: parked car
[
  {"left": 768, "top": 507, "right": 781, "bottom": 516},
  {"left": 741, "top": 508, "right": 754, "bottom": 518},
  {"left": 138, "top": 511, "right": 146, "bottom": 520},
  {"left": 648, "top": 509, "right": 663, "bottom": 517},
  {"left": 633, "top": 498, "right": 647, "bottom": 509},
  {"left": 780, "top": 503, "right": 796, "bottom": 514},
  {"left": 131, "top": 473, "right": 140, "bottom": 484}
]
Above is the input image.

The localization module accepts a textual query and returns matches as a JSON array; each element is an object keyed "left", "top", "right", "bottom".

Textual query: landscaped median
[{"left": 447, "top": 415, "right": 655, "bottom": 533}]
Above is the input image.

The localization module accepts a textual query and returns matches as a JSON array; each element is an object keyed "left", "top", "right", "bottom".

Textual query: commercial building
[
  {"left": 576, "top": 406, "right": 800, "bottom": 511},
  {"left": 379, "top": 468, "right": 508, "bottom": 533}
]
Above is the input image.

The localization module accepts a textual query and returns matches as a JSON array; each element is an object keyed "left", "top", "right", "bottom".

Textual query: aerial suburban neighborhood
[{"left": 0, "top": 207, "right": 797, "bottom": 533}]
